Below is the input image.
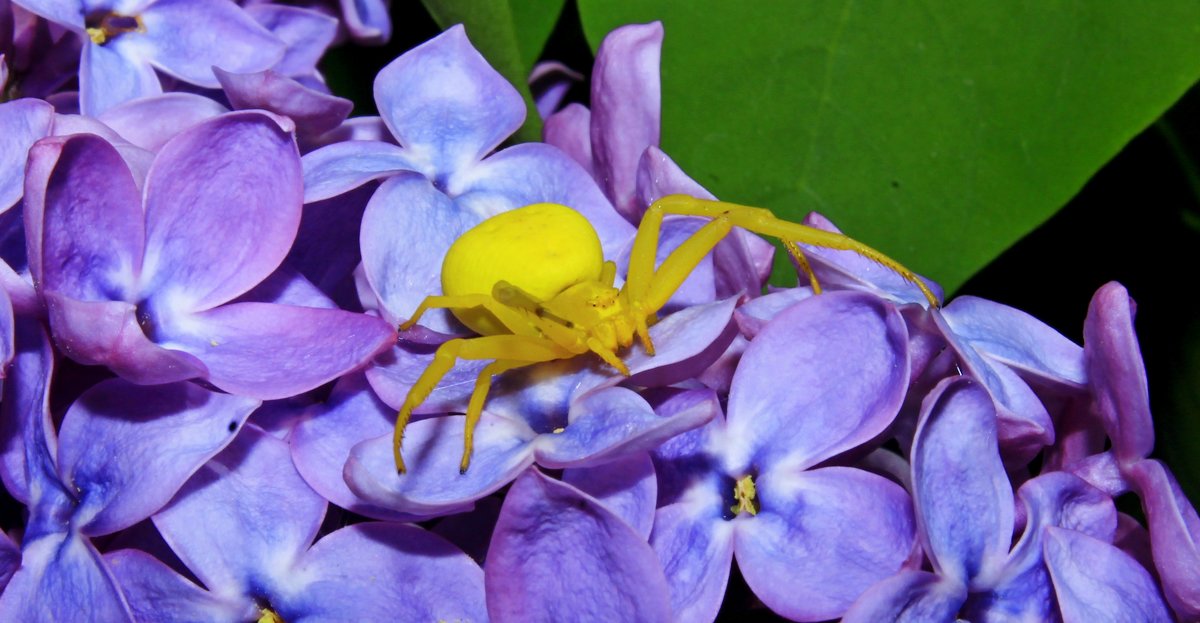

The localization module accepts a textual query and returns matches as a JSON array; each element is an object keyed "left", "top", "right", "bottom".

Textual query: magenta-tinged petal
[
  {"left": 161, "top": 301, "right": 394, "bottom": 400},
  {"left": 486, "top": 469, "right": 674, "bottom": 623},
  {"left": 154, "top": 426, "right": 326, "bottom": 598},
  {"left": 44, "top": 293, "right": 208, "bottom": 385},
  {"left": 279, "top": 523, "right": 486, "bottom": 621},
  {"left": 344, "top": 412, "right": 536, "bottom": 516},
  {"left": 140, "top": 112, "right": 301, "bottom": 313},
  {"left": 543, "top": 103, "right": 593, "bottom": 171},
  {"left": 0, "top": 318, "right": 54, "bottom": 505},
  {"left": 0, "top": 529, "right": 17, "bottom": 591},
  {"left": 56, "top": 379, "right": 260, "bottom": 536},
  {"left": 1044, "top": 526, "right": 1172, "bottom": 623},
  {"left": 1127, "top": 459, "right": 1200, "bottom": 619},
  {"left": 725, "top": 292, "right": 908, "bottom": 472},
  {"left": 106, "top": 549, "right": 255, "bottom": 622},
  {"left": 941, "top": 296, "right": 1085, "bottom": 389},
  {"left": 534, "top": 386, "right": 718, "bottom": 469},
  {"left": 1084, "top": 281, "right": 1153, "bottom": 464},
  {"left": 97, "top": 93, "right": 227, "bottom": 152},
  {"left": 456, "top": 142, "right": 636, "bottom": 258},
  {"left": 590, "top": 21, "right": 661, "bottom": 221},
  {"left": 301, "top": 139, "right": 419, "bottom": 203},
  {"left": 651, "top": 501, "right": 735, "bottom": 623},
  {"left": 911, "top": 377, "right": 1013, "bottom": 588},
  {"left": 25, "top": 133, "right": 143, "bottom": 300},
  {"left": 116, "top": 0, "right": 283, "bottom": 87},
  {"left": 215, "top": 68, "right": 352, "bottom": 138},
  {"left": 0, "top": 98, "right": 53, "bottom": 212},
  {"left": 841, "top": 570, "right": 965, "bottom": 623},
  {"left": 375, "top": 25, "right": 522, "bottom": 174},
  {"left": 736, "top": 466, "right": 916, "bottom": 621},
  {"left": 530, "top": 60, "right": 581, "bottom": 119},
  {"left": 290, "top": 374, "right": 418, "bottom": 521},
  {"left": 79, "top": 40, "right": 162, "bottom": 116},
  {"left": 0, "top": 532, "right": 133, "bottom": 622},
  {"left": 562, "top": 453, "right": 657, "bottom": 539}
]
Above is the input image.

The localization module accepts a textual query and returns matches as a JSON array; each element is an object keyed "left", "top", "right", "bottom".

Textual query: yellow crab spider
[{"left": 393, "top": 194, "right": 939, "bottom": 474}]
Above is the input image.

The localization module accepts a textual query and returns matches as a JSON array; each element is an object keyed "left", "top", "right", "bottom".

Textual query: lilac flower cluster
[{"left": 0, "top": 3, "right": 1196, "bottom": 621}]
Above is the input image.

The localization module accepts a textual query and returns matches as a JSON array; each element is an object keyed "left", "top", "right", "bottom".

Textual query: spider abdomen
[{"left": 441, "top": 203, "right": 604, "bottom": 335}]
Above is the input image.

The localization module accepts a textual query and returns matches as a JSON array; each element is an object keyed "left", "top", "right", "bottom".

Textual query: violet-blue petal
[
  {"left": 736, "top": 466, "right": 916, "bottom": 621},
  {"left": 290, "top": 373, "right": 418, "bottom": 521},
  {"left": 841, "top": 570, "right": 966, "bottom": 623},
  {"left": 650, "top": 500, "right": 734, "bottom": 623},
  {"left": 96, "top": 92, "right": 227, "bottom": 152},
  {"left": 153, "top": 425, "right": 326, "bottom": 598},
  {"left": 360, "top": 172, "right": 472, "bottom": 331},
  {"left": 160, "top": 301, "right": 394, "bottom": 400},
  {"left": 589, "top": 21, "right": 661, "bottom": 221},
  {"left": 117, "top": 0, "right": 282, "bottom": 87},
  {"left": 106, "top": 549, "right": 255, "bottom": 622},
  {"left": 1127, "top": 458, "right": 1200, "bottom": 619},
  {"left": 0, "top": 532, "right": 133, "bottom": 622},
  {"left": 530, "top": 60, "right": 581, "bottom": 118},
  {"left": 733, "top": 286, "right": 814, "bottom": 338},
  {"left": 25, "top": 133, "right": 143, "bottom": 300},
  {"left": 725, "top": 291, "right": 908, "bottom": 473},
  {"left": 232, "top": 263, "right": 336, "bottom": 309},
  {"left": 562, "top": 452, "right": 657, "bottom": 539},
  {"left": 215, "top": 68, "right": 352, "bottom": 138},
  {"left": 486, "top": 469, "right": 674, "bottom": 623},
  {"left": 140, "top": 111, "right": 301, "bottom": 312},
  {"left": 1084, "top": 281, "right": 1153, "bottom": 464},
  {"left": 300, "top": 139, "right": 419, "bottom": 203},
  {"left": 940, "top": 295, "right": 1085, "bottom": 389},
  {"left": 0, "top": 286, "right": 10, "bottom": 373},
  {"left": 543, "top": 102, "right": 592, "bottom": 171},
  {"left": 345, "top": 412, "right": 536, "bottom": 515},
  {"left": 0, "top": 318, "right": 54, "bottom": 504},
  {"left": 338, "top": 0, "right": 389, "bottom": 43},
  {"left": 278, "top": 523, "right": 486, "bottom": 622},
  {"left": 8, "top": 0, "right": 84, "bottom": 30},
  {"left": 799, "top": 211, "right": 944, "bottom": 305},
  {"left": 375, "top": 24, "right": 522, "bottom": 175},
  {"left": 56, "top": 379, "right": 260, "bottom": 536},
  {"left": 933, "top": 309, "right": 1054, "bottom": 462},
  {"left": 1043, "top": 526, "right": 1171, "bottom": 622},
  {"left": 0, "top": 98, "right": 53, "bottom": 212},
  {"left": 79, "top": 40, "right": 162, "bottom": 116},
  {"left": 456, "top": 141, "right": 636, "bottom": 256},
  {"left": 614, "top": 215, "right": 716, "bottom": 312},
  {"left": 534, "top": 386, "right": 718, "bottom": 468},
  {"left": 365, "top": 343, "right": 487, "bottom": 412},
  {"left": 911, "top": 376, "right": 1013, "bottom": 588},
  {"left": 43, "top": 293, "right": 208, "bottom": 384},
  {"left": 244, "top": 4, "right": 335, "bottom": 77}
]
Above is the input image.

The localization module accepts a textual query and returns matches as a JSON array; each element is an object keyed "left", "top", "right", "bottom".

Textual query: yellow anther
[
  {"left": 85, "top": 13, "right": 145, "bottom": 46},
  {"left": 257, "top": 607, "right": 285, "bottom": 623},
  {"left": 441, "top": 203, "right": 603, "bottom": 335},
  {"left": 732, "top": 475, "right": 760, "bottom": 516}
]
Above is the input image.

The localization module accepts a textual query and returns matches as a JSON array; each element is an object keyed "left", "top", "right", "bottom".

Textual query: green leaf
[
  {"left": 421, "top": 0, "right": 567, "bottom": 143},
  {"left": 578, "top": 1, "right": 1200, "bottom": 291}
]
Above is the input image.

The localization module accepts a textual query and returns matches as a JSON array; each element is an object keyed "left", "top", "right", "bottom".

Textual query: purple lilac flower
[
  {"left": 295, "top": 296, "right": 734, "bottom": 516},
  {"left": 14, "top": 0, "right": 283, "bottom": 115},
  {"left": 844, "top": 376, "right": 1169, "bottom": 622},
  {"left": 649, "top": 291, "right": 916, "bottom": 622},
  {"left": 23, "top": 111, "right": 394, "bottom": 398},
  {"left": 108, "top": 424, "right": 487, "bottom": 621},
  {"left": 486, "top": 467, "right": 673, "bottom": 622},
  {"left": 0, "top": 361, "right": 260, "bottom": 621}
]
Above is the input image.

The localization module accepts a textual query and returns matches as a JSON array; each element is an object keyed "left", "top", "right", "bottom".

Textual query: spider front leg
[{"left": 393, "top": 334, "right": 570, "bottom": 474}]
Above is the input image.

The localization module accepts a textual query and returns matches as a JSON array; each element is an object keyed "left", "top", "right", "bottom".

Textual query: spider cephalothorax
[{"left": 393, "top": 195, "right": 939, "bottom": 473}]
